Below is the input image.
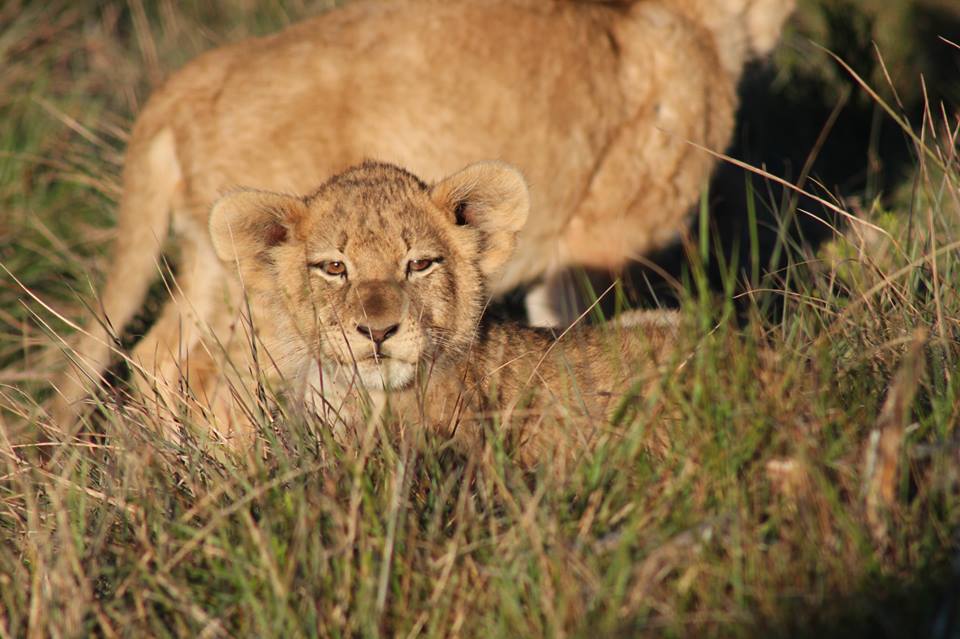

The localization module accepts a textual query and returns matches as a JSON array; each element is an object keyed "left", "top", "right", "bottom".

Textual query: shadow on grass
[
  {"left": 764, "top": 559, "right": 960, "bottom": 639},
  {"left": 595, "top": 555, "right": 960, "bottom": 637}
]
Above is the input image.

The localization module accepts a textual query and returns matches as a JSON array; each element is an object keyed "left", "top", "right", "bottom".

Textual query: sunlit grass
[{"left": 1, "top": 1, "right": 958, "bottom": 637}]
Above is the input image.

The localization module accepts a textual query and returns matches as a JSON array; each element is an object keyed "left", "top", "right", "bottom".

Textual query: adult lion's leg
[
  {"left": 525, "top": 272, "right": 581, "bottom": 328},
  {"left": 129, "top": 213, "right": 231, "bottom": 443}
]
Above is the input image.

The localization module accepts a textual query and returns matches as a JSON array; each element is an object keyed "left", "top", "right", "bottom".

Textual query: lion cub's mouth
[{"left": 362, "top": 350, "right": 416, "bottom": 365}]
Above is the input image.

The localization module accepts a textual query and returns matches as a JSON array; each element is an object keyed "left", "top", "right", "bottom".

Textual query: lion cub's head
[{"left": 209, "top": 161, "right": 529, "bottom": 391}]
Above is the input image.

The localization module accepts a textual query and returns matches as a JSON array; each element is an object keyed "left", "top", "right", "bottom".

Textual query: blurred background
[
  {"left": 557, "top": 0, "right": 960, "bottom": 316},
  {"left": 706, "top": 0, "right": 960, "bottom": 306}
]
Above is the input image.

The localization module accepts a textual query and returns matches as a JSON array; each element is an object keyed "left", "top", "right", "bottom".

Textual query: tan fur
[
  {"left": 50, "top": 0, "right": 792, "bottom": 428},
  {"left": 207, "top": 161, "right": 681, "bottom": 464}
]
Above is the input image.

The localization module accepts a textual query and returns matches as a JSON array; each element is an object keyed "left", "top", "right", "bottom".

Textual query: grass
[{"left": 1, "top": 0, "right": 959, "bottom": 636}]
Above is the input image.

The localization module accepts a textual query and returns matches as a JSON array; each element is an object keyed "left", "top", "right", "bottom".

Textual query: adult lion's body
[{"left": 51, "top": 0, "right": 793, "bottom": 430}]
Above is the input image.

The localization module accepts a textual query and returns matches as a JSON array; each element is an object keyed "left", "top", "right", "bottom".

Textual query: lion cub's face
[{"left": 209, "top": 162, "right": 529, "bottom": 391}]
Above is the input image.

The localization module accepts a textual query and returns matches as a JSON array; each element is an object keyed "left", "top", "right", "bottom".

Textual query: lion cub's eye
[
  {"left": 312, "top": 260, "right": 347, "bottom": 278},
  {"left": 407, "top": 258, "right": 440, "bottom": 275}
]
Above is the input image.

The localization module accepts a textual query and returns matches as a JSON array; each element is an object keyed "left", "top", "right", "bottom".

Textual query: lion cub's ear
[
  {"left": 430, "top": 161, "right": 530, "bottom": 277},
  {"left": 209, "top": 189, "right": 306, "bottom": 269}
]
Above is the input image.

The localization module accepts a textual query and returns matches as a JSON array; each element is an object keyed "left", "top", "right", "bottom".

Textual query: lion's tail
[{"left": 50, "top": 122, "right": 182, "bottom": 432}]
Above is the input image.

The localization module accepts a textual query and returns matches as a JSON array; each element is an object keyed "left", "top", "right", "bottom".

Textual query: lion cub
[{"left": 209, "top": 161, "right": 679, "bottom": 464}]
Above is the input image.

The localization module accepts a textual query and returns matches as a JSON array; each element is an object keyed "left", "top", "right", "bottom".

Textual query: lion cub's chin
[{"left": 353, "top": 359, "right": 417, "bottom": 392}]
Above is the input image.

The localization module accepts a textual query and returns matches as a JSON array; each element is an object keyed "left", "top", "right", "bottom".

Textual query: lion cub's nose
[{"left": 356, "top": 323, "right": 400, "bottom": 346}]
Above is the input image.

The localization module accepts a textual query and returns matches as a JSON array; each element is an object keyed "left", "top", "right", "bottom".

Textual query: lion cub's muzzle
[
  {"left": 333, "top": 281, "right": 420, "bottom": 390},
  {"left": 350, "top": 280, "right": 409, "bottom": 357}
]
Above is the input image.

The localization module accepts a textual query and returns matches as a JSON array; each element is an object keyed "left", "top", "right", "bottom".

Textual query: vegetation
[{"left": 1, "top": 1, "right": 958, "bottom": 636}]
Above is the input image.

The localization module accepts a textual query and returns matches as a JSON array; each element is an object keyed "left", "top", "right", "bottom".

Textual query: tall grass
[{"left": 1, "top": 1, "right": 958, "bottom": 637}]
